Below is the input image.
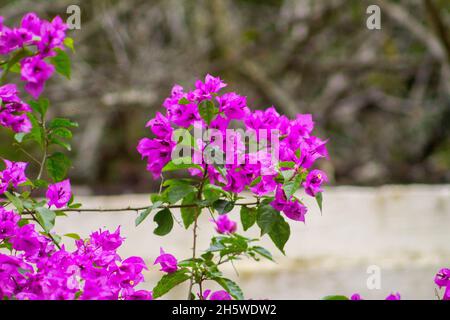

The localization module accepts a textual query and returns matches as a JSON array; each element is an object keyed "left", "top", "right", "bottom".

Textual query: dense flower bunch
[
  {"left": 0, "top": 208, "right": 152, "bottom": 300},
  {"left": 0, "top": 13, "right": 67, "bottom": 134},
  {"left": 1, "top": 13, "right": 66, "bottom": 97},
  {"left": 138, "top": 74, "right": 329, "bottom": 224},
  {"left": 0, "top": 160, "right": 152, "bottom": 300}
]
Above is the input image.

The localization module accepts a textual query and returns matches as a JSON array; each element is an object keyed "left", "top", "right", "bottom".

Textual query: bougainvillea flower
[
  {"left": 282, "top": 201, "right": 308, "bottom": 222},
  {"left": 385, "top": 293, "right": 401, "bottom": 300},
  {"left": 350, "top": 293, "right": 362, "bottom": 300},
  {"left": 202, "top": 289, "right": 232, "bottom": 300},
  {"left": 21, "top": 56, "right": 55, "bottom": 98},
  {"left": 146, "top": 112, "right": 173, "bottom": 139},
  {"left": 193, "top": 74, "right": 227, "bottom": 101},
  {"left": 303, "top": 169, "right": 328, "bottom": 197},
  {"left": 46, "top": 179, "right": 72, "bottom": 209},
  {"left": 435, "top": 268, "right": 450, "bottom": 288},
  {"left": 37, "top": 16, "right": 67, "bottom": 57},
  {"left": 124, "top": 290, "right": 153, "bottom": 300},
  {"left": 0, "top": 85, "right": 31, "bottom": 133},
  {"left": 154, "top": 247, "right": 178, "bottom": 273},
  {"left": 217, "top": 92, "right": 249, "bottom": 120},
  {"left": 2, "top": 160, "right": 28, "bottom": 187},
  {"left": 212, "top": 215, "right": 237, "bottom": 234}
]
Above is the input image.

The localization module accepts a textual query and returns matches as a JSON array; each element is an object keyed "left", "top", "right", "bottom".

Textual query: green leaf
[
  {"left": 135, "top": 201, "right": 163, "bottom": 226},
  {"left": 49, "top": 137, "right": 71, "bottom": 151},
  {"left": 256, "top": 204, "right": 279, "bottom": 235},
  {"left": 282, "top": 174, "right": 303, "bottom": 199},
  {"left": 214, "top": 277, "right": 244, "bottom": 300},
  {"left": 46, "top": 152, "right": 72, "bottom": 182},
  {"left": 240, "top": 206, "right": 256, "bottom": 231},
  {"left": 278, "top": 161, "right": 296, "bottom": 169},
  {"left": 35, "top": 207, "right": 56, "bottom": 232},
  {"left": 64, "top": 233, "right": 81, "bottom": 240},
  {"left": 64, "top": 37, "right": 75, "bottom": 52},
  {"left": 34, "top": 179, "right": 48, "bottom": 188},
  {"left": 29, "top": 99, "right": 49, "bottom": 119},
  {"left": 249, "top": 176, "right": 262, "bottom": 187},
  {"left": 213, "top": 199, "right": 234, "bottom": 215},
  {"left": 252, "top": 246, "right": 274, "bottom": 261},
  {"left": 180, "top": 192, "right": 198, "bottom": 229},
  {"left": 51, "top": 127, "right": 73, "bottom": 139},
  {"left": 50, "top": 48, "right": 71, "bottom": 79},
  {"left": 323, "top": 295, "right": 349, "bottom": 300},
  {"left": 153, "top": 208, "right": 174, "bottom": 236},
  {"left": 316, "top": 192, "right": 323, "bottom": 213},
  {"left": 198, "top": 100, "right": 218, "bottom": 125},
  {"left": 162, "top": 158, "right": 203, "bottom": 172},
  {"left": 268, "top": 215, "right": 290, "bottom": 254},
  {"left": 27, "top": 113, "right": 44, "bottom": 148},
  {"left": 48, "top": 118, "right": 78, "bottom": 129},
  {"left": 178, "top": 97, "right": 190, "bottom": 105},
  {"left": 165, "top": 184, "right": 196, "bottom": 204},
  {"left": 152, "top": 269, "right": 191, "bottom": 299},
  {"left": 4, "top": 191, "right": 24, "bottom": 213}
]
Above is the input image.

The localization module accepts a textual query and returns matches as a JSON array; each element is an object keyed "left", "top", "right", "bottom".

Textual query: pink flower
[
  {"left": 137, "top": 138, "right": 174, "bottom": 178},
  {"left": 193, "top": 74, "right": 227, "bottom": 101},
  {"left": 282, "top": 201, "right": 308, "bottom": 222},
  {"left": 250, "top": 175, "right": 277, "bottom": 196},
  {"left": 435, "top": 268, "right": 450, "bottom": 288},
  {"left": 212, "top": 215, "right": 237, "bottom": 234},
  {"left": 46, "top": 179, "right": 72, "bottom": 209},
  {"left": 21, "top": 56, "right": 55, "bottom": 99},
  {"left": 202, "top": 289, "right": 232, "bottom": 300},
  {"left": 154, "top": 248, "right": 178, "bottom": 273},
  {"left": 124, "top": 290, "right": 153, "bottom": 300},
  {"left": 270, "top": 185, "right": 308, "bottom": 222},
  {"left": 145, "top": 112, "right": 173, "bottom": 139},
  {"left": 0, "top": 84, "right": 31, "bottom": 133},
  {"left": 1, "top": 160, "right": 28, "bottom": 188},
  {"left": 385, "top": 292, "right": 401, "bottom": 300},
  {"left": 217, "top": 92, "right": 249, "bottom": 120},
  {"left": 350, "top": 293, "right": 362, "bottom": 300},
  {"left": 303, "top": 169, "right": 328, "bottom": 197}
]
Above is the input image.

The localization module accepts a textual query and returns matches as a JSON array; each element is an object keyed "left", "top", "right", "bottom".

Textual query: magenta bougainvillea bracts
[{"left": 0, "top": 12, "right": 446, "bottom": 301}]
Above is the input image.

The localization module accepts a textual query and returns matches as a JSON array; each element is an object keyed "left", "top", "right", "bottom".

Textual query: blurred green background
[{"left": 1, "top": 0, "right": 449, "bottom": 194}]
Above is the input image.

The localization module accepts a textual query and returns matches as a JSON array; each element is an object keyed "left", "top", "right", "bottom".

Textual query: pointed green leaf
[
  {"left": 152, "top": 269, "right": 191, "bottom": 299},
  {"left": 240, "top": 206, "right": 256, "bottom": 231},
  {"left": 35, "top": 207, "right": 56, "bottom": 232},
  {"left": 268, "top": 215, "right": 290, "bottom": 254}
]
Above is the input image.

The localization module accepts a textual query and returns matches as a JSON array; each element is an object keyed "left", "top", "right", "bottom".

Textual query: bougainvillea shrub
[{"left": 0, "top": 12, "right": 447, "bottom": 301}]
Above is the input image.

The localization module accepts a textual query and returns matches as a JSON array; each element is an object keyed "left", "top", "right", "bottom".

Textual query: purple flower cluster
[
  {"left": 0, "top": 210, "right": 152, "bottom": 300},
  {"left": 0, "top": 159, "right": 28, "bottom": 194},
  {"left": 0, "top": 13, "right": 66, "bottom": 98},
  {"left": 0, "top": 84, "right": 32, "bottom": 133},
  {"left": 138, "top": 75, "right": 329, "bottom": 223},
  {"left": 435, "top": 268, "right": 450, "bottom": 300}
]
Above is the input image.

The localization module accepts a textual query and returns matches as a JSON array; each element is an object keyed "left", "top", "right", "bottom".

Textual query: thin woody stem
[
  {"left": 59, "top": 202, "right": 258, "bottom": 213},
  {"left": 187, "top": 164, "right": 208, "bottom": 300}
]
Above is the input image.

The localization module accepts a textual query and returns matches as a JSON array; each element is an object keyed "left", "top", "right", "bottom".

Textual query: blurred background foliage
[{"left": 0, "top": 0, "right": 449, "bottom": 194}]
